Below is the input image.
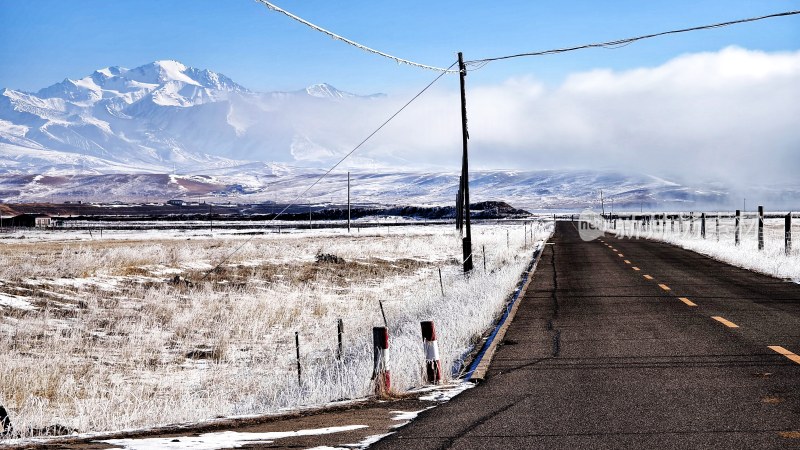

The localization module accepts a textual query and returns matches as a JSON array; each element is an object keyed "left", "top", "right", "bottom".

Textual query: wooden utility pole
[
  {"left": 600, "top": 190, "right": 605, "bottom": 217},
  {"left": 458, "top": 52, "right": 473, "bottom": 273},
  {"left": 347, "top": 172, "right": 351, "bottom": 232}
]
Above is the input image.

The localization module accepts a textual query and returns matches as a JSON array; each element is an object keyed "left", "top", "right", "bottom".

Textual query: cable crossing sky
[{"left": 256, "top": 2, "right": 800, "bottom": 71}]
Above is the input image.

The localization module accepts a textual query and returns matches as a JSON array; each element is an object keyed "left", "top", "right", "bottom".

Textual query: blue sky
[{"left": 1, "top": 0, "right": 798, "bottom": 94}]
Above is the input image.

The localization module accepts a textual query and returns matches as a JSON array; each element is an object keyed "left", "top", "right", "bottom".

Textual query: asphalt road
[{"left": 372, "top": 221, "right": 800, "bottom": 450}]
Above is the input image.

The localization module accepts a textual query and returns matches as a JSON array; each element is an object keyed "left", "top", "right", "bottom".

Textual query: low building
[
  {"left": 166, "top": 199, "right": 186, "bottom": 206},
  {"left": 0, "top": 213, "right": 52, "bottom": 228}
]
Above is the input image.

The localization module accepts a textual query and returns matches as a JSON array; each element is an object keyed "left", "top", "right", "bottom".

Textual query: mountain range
[
  {"left": 1, "top": 60, "right": 797, "bottom": 210},
  {"left": 0, "top": 60, "right": 384, "bottom": 174}
]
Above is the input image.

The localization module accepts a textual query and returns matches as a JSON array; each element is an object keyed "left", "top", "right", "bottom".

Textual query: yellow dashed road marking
[
  {"left": 618, "top": 253, "right": 624, "bottom": 257},
  {"left": 643, "top": 274, "right": 654, "bottom": 280},
  {"left": 624, "top": 260, "right": 631, "bottom": 264},
  {"left": 768, "top": 346, "right": 800, "bottom": 365},
  {"left": 658, "top": 283, "right": 671, "bottom": 291},
  {"left": 678, "top": 297, "right": 697, "bottom": 307},
  {"left": 632, "top": 267, "right": 641, "bottom": 271},
  {"left": 711, "top": 316, "right": 739, "bottom": 328}
]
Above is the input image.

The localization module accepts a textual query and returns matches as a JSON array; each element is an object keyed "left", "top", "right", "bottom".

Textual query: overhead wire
[
  {"left": 466, "top": 10, "right": 800, "bottom": 65},
  {"left": 201, "top": 60, "right": 458, "bottom": 279},
  {"left": 253, "top": 0, "right": 458, "bottom": 73}
]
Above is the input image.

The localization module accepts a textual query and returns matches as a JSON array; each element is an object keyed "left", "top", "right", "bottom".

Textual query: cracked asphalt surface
[{"left": 371, "top": 221, "right": 800, "bottom": 450}]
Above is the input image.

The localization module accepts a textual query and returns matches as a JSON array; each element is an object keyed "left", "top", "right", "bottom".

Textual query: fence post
[
  {"left": 0, "top": 404, "right": 11, "bottom": 437},
  {"left": 701, "top": 213, "right": 706, "bottom": 239},
  {"left": 337, "top": 319, "right": 344, "bottom": 361},
  {"left": 735, "top": 210, "right": 741, "bottom": 246},
  {"left": 372, "top": 327, "right": 390, "bottom": 395},
  {"left": 482, "top": 245, "right": 486, "bottom": 272},
  {"left": 420, "top": 321, "right": 442, "bottom": 384},
  {"left": 758, "top": 206, "right": 764, "bottom": 251},
  {"left": 690, "top": 213, "right": 694, "bottom": 235},
  {"left": 295, "top": 332, "right": 302, "bottom": 385},
  {"left": 786, "top": 213, "right": 792, "bottom": 255},
  {"left": 716, "top": 215, "right": 720, "bottom": 241},
  {"left": 438, "top": 267, "right": 445, "bottom": 296}
]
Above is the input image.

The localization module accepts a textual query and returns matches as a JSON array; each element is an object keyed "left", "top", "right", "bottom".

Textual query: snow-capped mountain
[
  {"left": 0, "top": 60, "right": 382, "bottom": 175},
  {"left": 2, "top": 166, "right": 770, "bottom": 210}
]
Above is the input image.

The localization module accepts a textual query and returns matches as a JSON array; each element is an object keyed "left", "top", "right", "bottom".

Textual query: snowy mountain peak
[{"left": 305, "top": 83, "right": 355, "bottom": 99}]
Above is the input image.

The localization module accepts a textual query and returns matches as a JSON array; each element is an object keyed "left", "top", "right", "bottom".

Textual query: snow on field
[
  {"left": 0, "top": 293, "right": 36, "bottom": 310},
  {"left": 608, "top": 214, "right": 800, "bottom": 281},
  {"left": 0, "top": 221, "right": 552, "bottom": 438}
]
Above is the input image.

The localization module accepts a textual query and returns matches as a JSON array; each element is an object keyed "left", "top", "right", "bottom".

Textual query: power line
[
  {"left": 201, "top": 60, "right": 458, "bottom": 279},
  {"left": 466, "top": 10, "right": 800, "bottom": 66},
  {"left": 254, "top": 0, "right": 458, "bottom": 73}
]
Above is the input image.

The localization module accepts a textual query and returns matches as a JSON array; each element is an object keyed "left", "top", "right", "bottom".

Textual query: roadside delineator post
[
  {"left": 735, "top": 210, "right": 741, "bottom": 246},
  {"left": 420, "top": 321, "right": 442, "bottom": 384},
  {"left": 372, "top": 326, "right": 390, "bottom": 395}
]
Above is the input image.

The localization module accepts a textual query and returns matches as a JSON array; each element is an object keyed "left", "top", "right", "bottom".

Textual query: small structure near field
[{"left": 0, "top": 213, "right": 52, "bottom": 228}]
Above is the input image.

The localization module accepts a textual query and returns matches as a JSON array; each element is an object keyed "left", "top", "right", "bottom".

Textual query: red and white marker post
[
  {"left": 421, "top": 321, "right": 442, "bottom": 384},
  {"left": 372, "top": 326, "right": 390, "bottom": 395}
]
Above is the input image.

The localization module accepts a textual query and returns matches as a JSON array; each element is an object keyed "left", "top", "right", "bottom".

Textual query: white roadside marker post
[
  {"left": 372, "top": 327, "right": 390, "bottom": 396},
  {"left": 421, "top": 321, "right": 442, "bottom": 384}
]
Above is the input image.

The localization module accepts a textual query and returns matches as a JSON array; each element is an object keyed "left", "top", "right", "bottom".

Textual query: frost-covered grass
[
  {"left": 609, "top": 215, "right": 800, "bottom": 281},
  {"left": 0, "top": 221, "right": 552, "bottom": 437}
]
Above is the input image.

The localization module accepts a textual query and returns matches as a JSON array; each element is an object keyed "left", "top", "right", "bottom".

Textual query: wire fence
[{"left": 608, "top": 211, "right": 798, "bottom": 257}]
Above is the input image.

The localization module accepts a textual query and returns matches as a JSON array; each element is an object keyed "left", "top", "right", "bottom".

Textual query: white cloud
[{"left": 333, "top": 46, "right": 800, "bottom": 185}]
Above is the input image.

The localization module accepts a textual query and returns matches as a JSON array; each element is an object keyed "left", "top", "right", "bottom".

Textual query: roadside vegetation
[{"left": 0, "top": 222, "right": 551, "bottom": 437}]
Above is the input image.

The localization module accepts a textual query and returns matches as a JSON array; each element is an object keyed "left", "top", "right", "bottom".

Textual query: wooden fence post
[
  {"left": 701, "top": 213, "right": 706, "bottom": 239},
  {"left": 786, "top": 213, "right": 792, "bottom": 255},
  {"left": 295, "top": 332, "right": 302, "bottom": 385},
  {"left": 758, "top": 206, "right": 764, "bottom": 251},
  {"left": 438, "top": 267, "right": 445, "bottom": 296},
  {"left": 735, "top": 210, "right": 741, "bottom": 246},
  {"left": 337, "top": 319, "right": 344, "bottom": 361},
  {"left": 0, "top": 404, "right": 11, "bottom": 437}
]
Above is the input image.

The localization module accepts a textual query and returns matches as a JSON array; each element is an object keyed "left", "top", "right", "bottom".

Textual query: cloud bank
[{"left": 333, "top": 47, "right": 799, "bottom": 185}]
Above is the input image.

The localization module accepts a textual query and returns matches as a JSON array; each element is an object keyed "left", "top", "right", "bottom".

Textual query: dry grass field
[{"left": 0, "top": 222, "right": 551, "bottom": 437}]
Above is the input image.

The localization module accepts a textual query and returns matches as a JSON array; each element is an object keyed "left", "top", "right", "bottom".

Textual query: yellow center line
[
  {"left": 643, "top": 274, "right": 653, "bottom": 280},
  {"left": 632, "top": 267, "right": 641, "bottom": 271},
  {"left": 711, "top": 316, "right": 739, "bottom": 328},
  {"left": 658, "top": 283, "right": 671, "bottom": 291},
  {"left": 624, "top": 260, "right": 631, "bottom": 264},
  {"left": 768, "top": 346, "right": 800, "bottom": 365},
  {"left": 678, "top": 297, "right": 697, "bottom": 307}
]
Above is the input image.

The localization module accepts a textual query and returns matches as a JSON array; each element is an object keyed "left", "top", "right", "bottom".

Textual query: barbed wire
[{"left": 254, "top": 0, "right": 458, "bottom": 73}]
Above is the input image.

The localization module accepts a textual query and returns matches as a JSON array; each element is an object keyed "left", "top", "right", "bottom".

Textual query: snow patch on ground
[
  {"left": 0, "top": 292, "right": 36, "bottom": 310},
  {"left": 101, "top": 425, "right": 368, "bottom": 450}
]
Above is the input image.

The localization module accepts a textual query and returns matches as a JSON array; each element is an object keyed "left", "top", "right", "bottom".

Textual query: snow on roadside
[{"left": 101, "top": 425, "right": 368, "bottom": 450}]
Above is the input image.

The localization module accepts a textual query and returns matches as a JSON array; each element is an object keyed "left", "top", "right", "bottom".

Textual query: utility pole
[
  {"left": 347, "top": 171, "right": 351, "bottom": 232},
  {"left": 600, "top": 190, "right": 605, "bottom": 217},
  {"left": 458, "top": 52, "right": 473, "bottom": 273}
]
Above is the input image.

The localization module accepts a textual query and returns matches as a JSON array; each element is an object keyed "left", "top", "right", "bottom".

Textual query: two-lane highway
[{"left": 373, "top": 221, "right": 800, "bottom": 449}]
